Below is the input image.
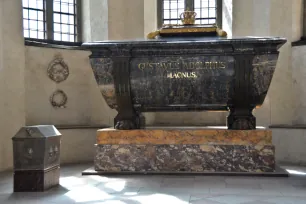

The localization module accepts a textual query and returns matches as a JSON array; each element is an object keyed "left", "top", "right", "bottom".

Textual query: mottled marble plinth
[{"left": 95, "top": 127, "right": 276, "bottom": 173}]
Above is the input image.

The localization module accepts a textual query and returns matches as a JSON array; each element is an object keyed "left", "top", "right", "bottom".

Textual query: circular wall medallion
[
  {"left": 50, "top": 90, "right": 67, "bottom": 108},
  {"left": 47, "top": 57, "right": 69, "bottom": 83}
]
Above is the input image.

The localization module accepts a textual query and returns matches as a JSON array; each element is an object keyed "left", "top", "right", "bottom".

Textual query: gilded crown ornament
[
  {"left": 180, "top": 9, "right": 197, "bottom": 25},
  {"left": 146, "top": 9, "right": 227, "bottom": 39}
]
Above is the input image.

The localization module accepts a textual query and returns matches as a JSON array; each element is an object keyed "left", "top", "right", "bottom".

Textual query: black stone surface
[
  {"left": 14, "top": 166, "right": 60, "bottom": 192},
  {"left": 13, "top": 136, "right": 61, "bottom": 171},
  {"left": 82, "top": 165, "right": 289, "bottom": 177},
  {"left": 83, "top": 37, "right": 287, "bottom": 130},
  {"left": 130, "top": 56, "right": 235, "bottom": 109}
]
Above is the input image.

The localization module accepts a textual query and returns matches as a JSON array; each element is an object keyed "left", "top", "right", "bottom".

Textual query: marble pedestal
[{"left": 93, "top": 127, "right": 278, "bottom": 173}]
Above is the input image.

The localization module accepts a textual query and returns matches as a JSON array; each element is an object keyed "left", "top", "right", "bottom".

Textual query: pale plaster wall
[
  {"left": 292, "top": 0, "right": 304, "bottom": 40},
  {"left": 222, "top": 0, "right": 233, "bottom": 37},
  {"left": 272, "top": 128, "right": 306, "bottom": 165},
  {"left": 108, "top": 0, "right": 144, "bottom": 40},
  {"left": 144, "top": 0, "right": 158, "bottom": 37},
  {"left": 25, "top": 46, "right": 114, "bottom": 127},
  {"left": 82, "top": 0, "right": 108, "bottom": 42},
  {"left": 60, "top": 129, "right": 97, "bottom": 164},
  {"left": 292, "top": 46, "right": 306, "bottom": 125},
  {"left": 291, "top": 0, "right": 305, "bottom": 125},
  {"left": 0, "top": 0, "right": 25, "bottom": 171}
]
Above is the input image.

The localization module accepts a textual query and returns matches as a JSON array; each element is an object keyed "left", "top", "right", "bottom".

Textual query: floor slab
[{"left": 0, "top": 163, "right": 305, "bottom": 204}]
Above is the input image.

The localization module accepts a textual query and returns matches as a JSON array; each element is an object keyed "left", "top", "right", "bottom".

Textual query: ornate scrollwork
[
  {"left": 48, "top": 145, "right": 59, "bottom": 163},
  {"left": 50, "top": 90, "right": 67, "bottom": 108},
  {"left": 24, "top": 147, "right": 34, "bottom": 160},
  {"left": 47, "top": 56, "right": 69, "bottom": 83}
]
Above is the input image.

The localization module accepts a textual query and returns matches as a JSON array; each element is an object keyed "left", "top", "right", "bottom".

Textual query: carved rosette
[
  {"left": 47, "top": 57, "right": 69, "bottom": 83},
  {"left": 25, "top": 147, "right": 34, "bottom": 159},
  {"left": 48, "top": 145, "right": 59, "bottom": 164}
]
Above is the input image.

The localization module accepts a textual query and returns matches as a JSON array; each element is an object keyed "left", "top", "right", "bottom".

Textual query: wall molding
[
  {"left": 25, "top": 39, "right": 85, "bottom": 50},
  {"left": 270, "top": 124, "right": 306, "bottom": 129}
]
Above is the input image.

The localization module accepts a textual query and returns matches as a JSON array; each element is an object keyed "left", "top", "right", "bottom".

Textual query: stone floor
[{"left": 1, "top": 164, "right": 306, "bottom": 204}]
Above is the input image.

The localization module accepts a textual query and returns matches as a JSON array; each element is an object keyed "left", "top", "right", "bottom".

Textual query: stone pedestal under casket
[
  {"left": 94, "top": 127, "right": 275, "bottom": 173},
  {"left": 12, "top": 125, "right": 61, "bottom": 192}
]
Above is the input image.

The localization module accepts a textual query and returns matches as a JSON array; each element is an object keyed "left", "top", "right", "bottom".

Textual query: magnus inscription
[{"left": 167, "top": 72, "right": 197, "bottom": 79}]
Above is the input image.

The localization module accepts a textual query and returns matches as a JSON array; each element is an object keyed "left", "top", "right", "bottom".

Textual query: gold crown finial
[{"left": 180, "top": 9, "right": 197, "bottom": 25}]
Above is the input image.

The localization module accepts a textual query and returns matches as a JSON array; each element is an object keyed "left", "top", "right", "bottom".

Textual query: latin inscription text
[{"left": 137, "top": 60, "right": 226, "bottom": 79}]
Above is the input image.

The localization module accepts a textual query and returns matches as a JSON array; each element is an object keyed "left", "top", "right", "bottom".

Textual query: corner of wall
[
  {"left": 0, "top": 0, "right": 26, "bottom": 171},
  {"left": 144, "top": 0, "right": 158, "bottom": 37},
  {"left": 291, "top": 0, "right": 303, "bottom": 41},
  {"left": 222, "top": 0, "right": 233, "bottom": 37},
  {"left": 83, "top": 0, "right": 109, "bottom": 42}
]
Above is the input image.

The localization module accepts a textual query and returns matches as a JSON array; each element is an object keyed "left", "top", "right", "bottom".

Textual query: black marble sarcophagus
[{"left": 83, "top": 37, "right": 286, "bottom": 130}]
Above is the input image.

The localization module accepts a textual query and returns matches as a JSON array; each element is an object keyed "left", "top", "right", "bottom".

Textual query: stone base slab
[
  {"left": 95, "top": 144, "right": 275, "bottom": 173},
  {"left": 94, "top": 128, "right": 275, "bottom": 173}
]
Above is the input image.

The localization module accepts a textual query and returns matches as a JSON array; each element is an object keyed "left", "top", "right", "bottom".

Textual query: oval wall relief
[
  {"left": 50, "top": 90, "right": 68, "bottom": 108},
  {"left": 47, "top": 57, "right": 69, "bottom": 83}
]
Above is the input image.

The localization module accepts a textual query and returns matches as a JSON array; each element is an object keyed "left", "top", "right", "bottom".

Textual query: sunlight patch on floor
[
  {"left": 104, "top": 180, "right": 126, "bottom": 192},
  {"left": 65, "top": 186, "right": 114, "bottom": 203},
  {"left": 286, "top": 169, "right": 306, "bottom": 175},
  {"left": 129, "top": 193, "right": 189, "bottom": 204}
]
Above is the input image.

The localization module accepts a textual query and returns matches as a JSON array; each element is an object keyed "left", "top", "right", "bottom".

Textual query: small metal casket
[{"left": 12, "top": 125, "right": 61, "bottom": 192}]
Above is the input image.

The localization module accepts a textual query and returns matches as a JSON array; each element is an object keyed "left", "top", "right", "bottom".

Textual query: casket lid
[
  {"left": 82, "top": 36, "right": 287, "bottom": 47},
  {"left": 12, "top": 125, "right": 61, "bottom": 139}
]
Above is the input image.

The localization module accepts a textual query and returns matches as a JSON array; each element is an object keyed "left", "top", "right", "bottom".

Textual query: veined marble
[
  {"left": 97, "top": 128, "right": 272, "bottom": 145},
  {"left": 94, "top": 128, "right": 275, "bottom": 173},
  {"left": 95, "top": 144, "right": 275, "bottom": 173}
]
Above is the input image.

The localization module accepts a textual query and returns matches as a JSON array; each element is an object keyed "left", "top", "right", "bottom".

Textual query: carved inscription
[
  {"left": 130, "top": 56, "right": 235, "bottom": 106},
  {"left": 167, "top": 72, "right": 197, "bottom": 79},
  {"left": 137, "top": 60, "right": 226, "bottom": 79}
]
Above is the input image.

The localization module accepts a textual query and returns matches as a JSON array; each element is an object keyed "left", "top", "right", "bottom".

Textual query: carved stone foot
[
  {"left": 114, "top": 120, "right": 137, "bottom": 130},
  {"left": 227, "top": 108, "right": 256, "bottom": 130},
  {"left": 227, "top": 116, "right": 256, "bottom": 130}
]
